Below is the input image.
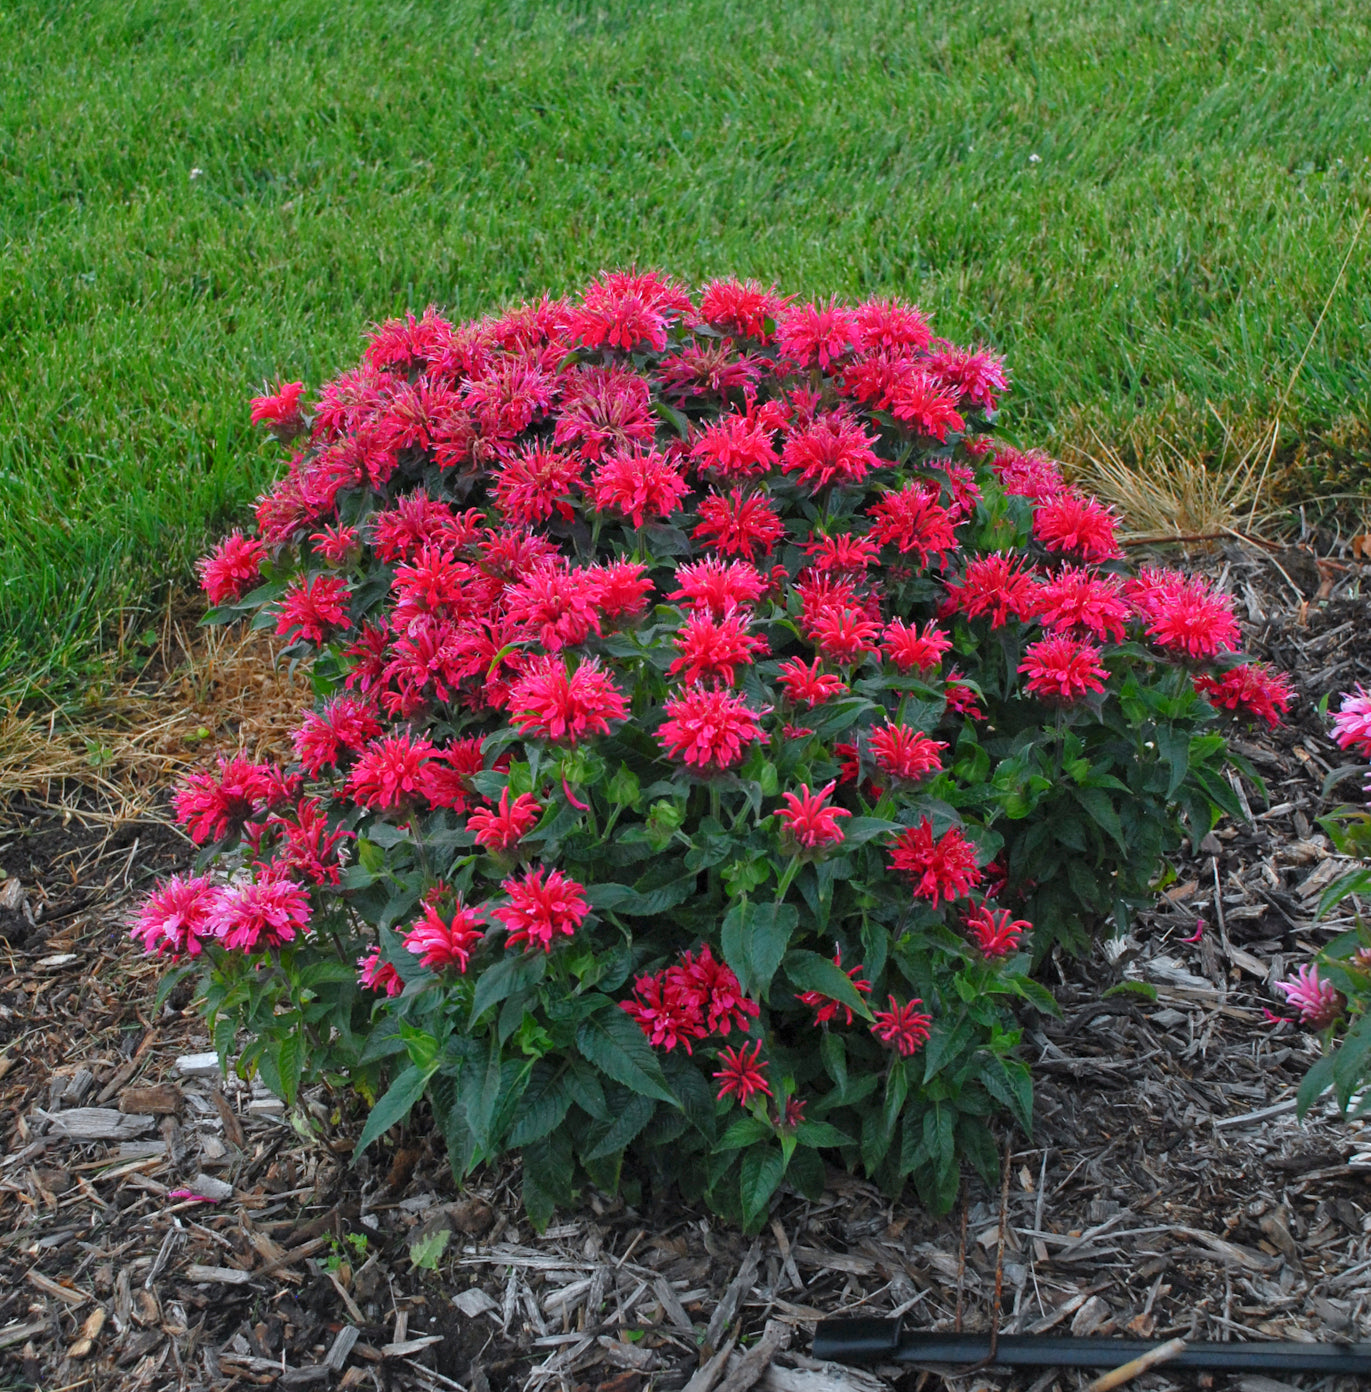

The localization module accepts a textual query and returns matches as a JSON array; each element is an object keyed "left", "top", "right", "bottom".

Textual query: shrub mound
[{"left": 135, "top": 273, "right": 1291, "bottom": 1228}]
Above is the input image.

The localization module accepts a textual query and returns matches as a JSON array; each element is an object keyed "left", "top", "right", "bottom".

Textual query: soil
[{"left": 2, "top": 537, "right": 1370, "bottom": 1392}]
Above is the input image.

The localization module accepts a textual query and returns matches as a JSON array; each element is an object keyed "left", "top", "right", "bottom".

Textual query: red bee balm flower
[
  {"left": 358, "top": 948, "right": 404, "bottom": 996},
  {"left": 692, "top": 488, "right": 786, "bottom": 558},
  {"left": 658, "top": 688, "right": 764, "bottom": 770},
  {"left": 208, "top": 873, "right": 311, "bottom": 953},
  {"left": 403, "top": 897, "right": 485, "bottom": 971},
  {"left": 713, "top": 1039, "right": 772, "bottom": 1104},
  {"left": 776, "top": 657, "right": 847, "bottom": 707},
  {"left": 590, "top": 448, "right": 690, "bottom": 527},
  {"left": 774, "top": 781, "right": 851, "bottom": 848},
  {"left": 869, "top": 724, "right": 947, "bottom": 782},
  {"left": 250, "top": 381, "right": 306, "bottom": 439},
  {"left": 492, "top": 866, "right": 590, "bottom": 952},
  {"left": 1033, "top": 492, "right": 1122, "bottom": 561},
  {"left": 669, "top": 558, "right": 768, "bottom": 616},
  {"left": 668, "top": 610, "right": 769, "bottom": 687},
  {"left": 467, "top": 788, "right": 543, "bottom": 852},
  {"left": 871, "top": 997, "right": 934, "bottom": 1056},
  {"left": 508, "top": 656, "right": 629, "bottom": 746},
  {"left": 276, "top": 573, "right": 353, "bottom": 645},
  {"left": 1139, "top": 576, "right": 1241, "bottom": 660},
  {"left": 966, "top": 904, "right": 1031, "bottom": 958},
  {"left": 345, "top": 732, "right": 435, "bottom": 810},
  {"left": 1194, "top": 664, "right": 1293, "bottom": 729},
  {"left": 780, "top": 412, "right": 881, "bottom": 491},
  {"left": 889, "top": 819, "right": 982, "bottom": 905},
  {"left": 946, "top": 553, "right": 1041, "bottom": 627},
  {"left": 1019, "top": 634, "right": 1109, "bottom": 702},
  {"left": 882, "top": 619, "right": 953, "bottom": 673},
  {"left": 198, "top": 532, "right": 265, "bottom": 605}
]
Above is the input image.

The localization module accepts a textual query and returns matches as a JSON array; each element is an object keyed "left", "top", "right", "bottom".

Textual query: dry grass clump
[
  {"left": 1065, "top": 410, "right": 1278, "bottom": 542},
  {"left": 0, "top": 600, "right": 309, "bottom": 824}
]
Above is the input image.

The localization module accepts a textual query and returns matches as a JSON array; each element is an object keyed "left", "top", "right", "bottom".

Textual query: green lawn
[{"left": 2, "top": 0, "right": 1368, "bottom": 696}]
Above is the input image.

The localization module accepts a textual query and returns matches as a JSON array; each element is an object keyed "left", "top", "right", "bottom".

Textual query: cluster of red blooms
[{"left": 142, "top": 272, "right": 1295, "bottom": 1123}]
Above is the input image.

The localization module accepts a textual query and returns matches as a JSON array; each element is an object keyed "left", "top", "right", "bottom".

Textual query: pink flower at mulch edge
[
  {"left": 492, "top": 866, "right": 589, "bottom": 952},
  {"left": 209, "top": 873, "right": 311, "bottom": 953},
  {"left": 1330, "top": 686, "right": 1371, "bottom": 758},
  {"left": 131, "top": 873, "right": 221, "bottom": 959},
  {"left": 774, "top": 781, "right": 851, "bottom": 849},
  {"left": 871, "top": 996, "right": 934, "bottom": 1056},
  {"left": 713, "top": 1039, "right": 772, "bottom": 1104},
  {"left": 1274, "top": 964, "right": 1345, "bottom": 1030}
]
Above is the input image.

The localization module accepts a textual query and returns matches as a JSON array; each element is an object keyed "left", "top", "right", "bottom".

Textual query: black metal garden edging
[{"left": 812, "top": 1316, "right": 1371, "bottom": 1376}]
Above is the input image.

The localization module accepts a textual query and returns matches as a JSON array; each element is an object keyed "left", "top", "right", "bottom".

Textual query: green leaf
[
  {"left": 1297, "top": 1051, "right": 1336, "bottom": 1117},
  {"left": 957, "top": 1115, "right": 1001, "bottom": 1188},
  {"left": 582, "top": 1092, "right": 655, "bottom": 1162},
  {"left": 409, "top": 1228, "right": 450, "bottom": 1271},
  {"left": 716, "top": 1115, "right": 772, "bottom": 1152},
  {"left": 355, "top": 1062, "right": 432, "bottom": 1157},
  {"left": 1102, "top": 980, "right": 1158, "bottom": 1002},
  {"left": 794, "top": 1119, "right": 854, "bottom": 1149},
  {"left": 470, "top": 953, "right": 546, "bottom": 1028},
  {"left": 1156, "top": 726, "right": 1190, "bottom": 799},
  {"left": 784, "top": 950, "right": 875, "bottom": 1022},
  {"left": 786, "top": 1146, "right": 827, "bottom": 1201},
  {"left": 721, "top": 900, "right": 799, "bottom": 998},
  {"left": 575, "top": 1008, "right": 677, "bottom": 1105},
  {"left": 1331, "top": 1015, "right": 1371, "bottom": 1109},
  {"left": 522, "top": 1129, "right": 574, "bottom": 1233},
  {"left": 981, "top": 1056, "right": 1033, "bottom": 1136},
  {"left": 739, "top": 1145, "right": 786, "bottom": 1228},
  {"left": 277, "top": 1029, "right": 304, "bottom": 1108},
  {"left": 507, "top": 1062, "right": 571, "bottom": 1146},
  {"left": 1008, "top": 974, "right": 1064, "bottom": 1017},
  {"left": 840, "top": 816, "right": 902, "bottom": 848},
  {"left": 1318, "top": 867, "right": 1371, "bottom": 919}
]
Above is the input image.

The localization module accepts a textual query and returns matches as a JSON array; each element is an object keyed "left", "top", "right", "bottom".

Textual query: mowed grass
[{"left": 1, "top": 0, "right": 1368, "bottom": 696}]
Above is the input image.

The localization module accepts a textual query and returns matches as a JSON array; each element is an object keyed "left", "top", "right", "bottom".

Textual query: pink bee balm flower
[
  {"left": 1019, "top": 634, "right": 1109, "bottom": 702},
  {"left": 774, "top": 781, "right": 851, "bottom": 849},
  {"left": 888, "top": 370, "right": 966, "bottom": 440},
  {"left": 1331, "top": 686, "right": 1371, "bottom": 758},
  {"left": 869, "top": 724, "right": 947, "bottom": 782},
  {"left": 882, "top": 619, "right": 953, "bottom": 674},
  {"left": 775, "top": 656, "right": 847, "bottom": 708},
  {"left": 208, "top": 873, "right": 311, "bottom": 953},
  {"left": 1194, "top": 664, "right": 1294, "bottom": 729},
  {"left": 692, "top": 487, "right": 786, "bottom": 559},
  {"left": 590, "top": 448, "right": 690, "bottom": 527},
  {"left": 172, "top": 756, "right": 285, "bottom": 845},
  {"left": 668, "top": 609, "right": 769, "bottom": 687},
  {"left": 1032, "top": 492, "right": 1122, "bottom": 562},
  {"left": 690, "top": 410, "right": 780, "bottom": 480},
  {"left": 467, "top": 788, "right": 543, "bottom": 852},
  {"left": 292, "top": 693, "right": 383, "bottom": 777},
  {"left": 1274, "top": 964, "right": 1345, "bottom": 1030},
  {"left": 250, "top": 381, "right": 306, "bottom": 439},
  {"left": 403, "top": 897, "right": 485, "bottom": 972},
  {"left": 866, "top": 483, "right": 959, "bottom": 568},
  {"left": 491, "top": 866, "right": 590, "bottom": 952},
  {"left": 276, "top": 573, "right": 353, "bottom": 645},
  {"left": 669, "top": 558, "right": 768, "bottom": 616},
  {"left": 675, "top": 945, "right": 758, "bottom": 1036},
  {"left": 358, "top": 947, "right": 404, "bottom": 996},
  {"left": 657, "top": 687, "right": 765, "bottom": 771},
  {"left": 493, "top": 446, "right": 584, "bottom": 527},
  {"left": 780, "top": 411, "right": 881, "bottom": 491},
  {"left": 713, "top": 1039, "right": 772, "bottom": 1105},
  {"left": 508, "top": 655, "right": 630, "bottom": 746},
  {"left": 198, "top": 532, "right": 265, "bottom": 605},
  {"left": 588, "top": 560, "right": 654, "bottom": 620},
  {"left": 965, "top": 904, "right": 1031, "bottom": 958},
  {"left": 871, "top": 996, "right": 934, "bottom": 1056},
  {"left": 809, "top": 606, "right": 883, "bottom": 666},
  {"left": 567, "top": 269, "right": 694, "bottom": 353},
  {"left": 1134, "top": 573, "right": 1241, "bottom": 660},
  {"left": 803, "top": 531, "right": 882, "bottom": 574},
  {"left": 797, "top": 950, "right": 872, "bottom": 1026},
  {"left": 698, "top": 278, "right": 789, "bottom": 342},
  {"left": 345, "top": 732, "right": 435, "bottom": 810},
  {"left": 622, "top": 971, "right": 709, "bottom": 1053},
  {"left": 888, "top": 819, "right": 982, "bottom": 906},
  {"left": 1036, "top": 566, "right": 1131, "bottom": 643},
  {"left": 946, "top": 553, "right": 1041, "bottom": 627},
  {"left": 131, "top": 874, "right": 221, "bottom": 959}
]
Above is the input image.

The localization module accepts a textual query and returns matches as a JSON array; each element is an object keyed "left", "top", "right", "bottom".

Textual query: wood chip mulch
[{"left": 2, "top": 537, "right": 1370, "bottom": 1392}]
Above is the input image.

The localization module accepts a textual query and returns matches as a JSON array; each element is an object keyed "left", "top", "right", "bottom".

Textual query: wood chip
[
  {"left": 119, "top": 1082, "right": 184, "bottom": 1115},
  {"left": 45, "top": 1107, "right": 155, "bottom": 1141},
  {"left": 26, "top": 1270, "right": 90, "bottom": 1306},
  {"left": 715, "top": 1320, "right": 792, "bottom": 1392},
  {"left": 185, "top": 1264, "right": 254, "bottom": 1285},
  {"left": 67, "top": 1305, "right": 106, "bottom": 1359}
]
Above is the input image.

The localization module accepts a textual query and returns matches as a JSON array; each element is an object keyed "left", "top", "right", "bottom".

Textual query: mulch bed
[{"left": 2, "top": 537, "right": 1371, "bottom": 1392}]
